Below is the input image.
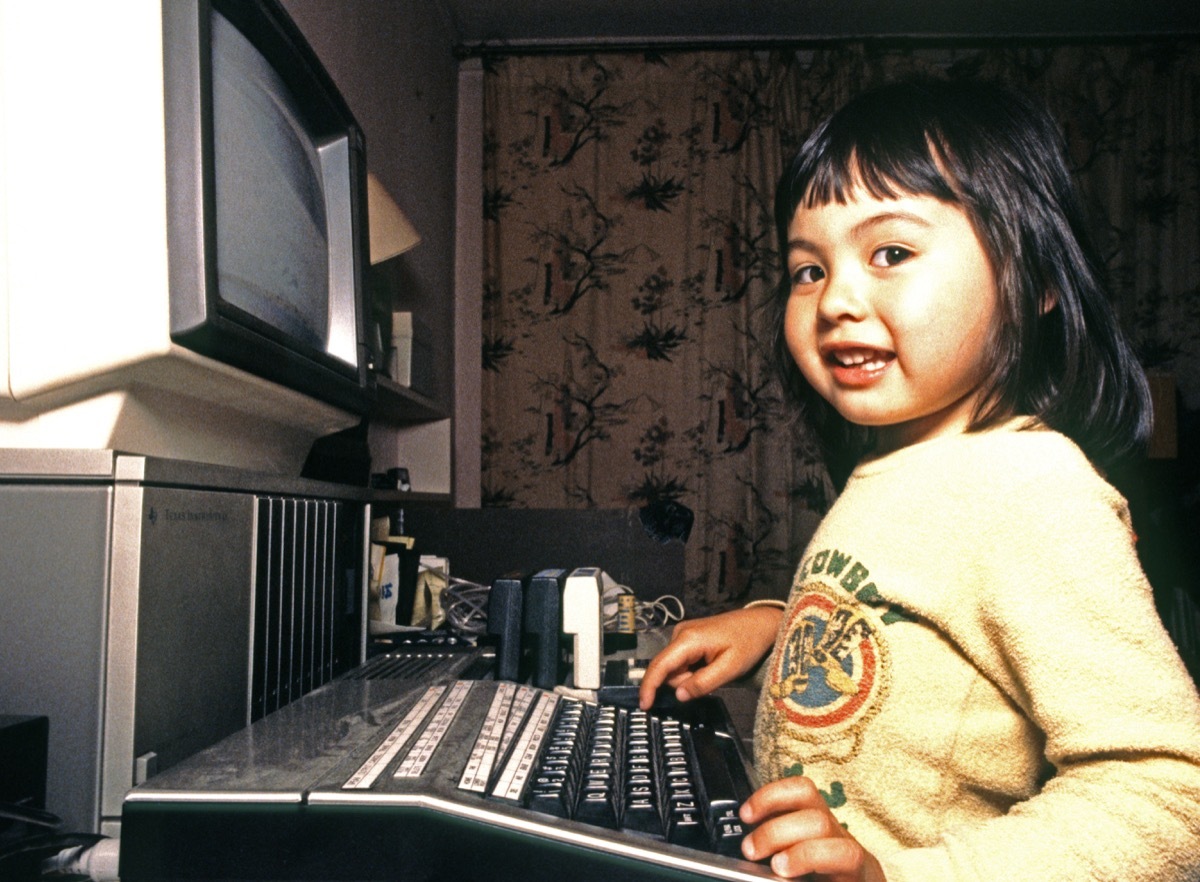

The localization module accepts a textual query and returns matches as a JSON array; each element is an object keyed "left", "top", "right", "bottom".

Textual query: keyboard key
[
  {"left": 528, "top": 782, "right": 572, "bottom": 818},
  {"left": 710, "top": 807, "right": 748, "bottom": 857},
  {"left": 666, "top": 807, "right": 707, "bottom": 849},
  {"left": 622, "top": 795, "right": 664, "bottom": 836},
  {"left": 576, "top": 786, "right": 619, "bottom": 827},
  {"left": 689, "top": 726, "right": 750, "bottom": 855}
]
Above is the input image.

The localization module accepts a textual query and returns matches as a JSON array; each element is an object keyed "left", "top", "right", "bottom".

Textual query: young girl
[{"left": 638, "top": 79, "right": 1200, "bottom": 882}]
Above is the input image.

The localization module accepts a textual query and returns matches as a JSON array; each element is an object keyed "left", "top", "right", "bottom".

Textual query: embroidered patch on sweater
[{"left": 762, "top": 580, "right": 890, "bottom": 762}]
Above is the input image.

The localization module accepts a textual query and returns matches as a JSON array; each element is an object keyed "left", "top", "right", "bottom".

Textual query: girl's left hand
[{"left": 739, "top": 776, "right": 887, "bottom": 882}]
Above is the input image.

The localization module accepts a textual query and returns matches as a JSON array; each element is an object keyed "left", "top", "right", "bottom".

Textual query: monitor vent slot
[
  {"left": 345, "top": 652, "right": 460, "bottom": 681},
  {"left": 251, "top": 497, "right": 343, "bottom": 721}
]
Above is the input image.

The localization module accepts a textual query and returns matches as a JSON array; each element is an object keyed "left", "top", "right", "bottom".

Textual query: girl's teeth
[{"left": 834, "top": 350, "right": 887, "bottom": 369}]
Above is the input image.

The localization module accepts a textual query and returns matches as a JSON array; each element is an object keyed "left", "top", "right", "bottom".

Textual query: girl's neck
[
  {"left": 872, "top": 410, "right": 976, "bottom": 456},
  {"left": 866, "top": 412, "right": 1040, "bottom": 462}
]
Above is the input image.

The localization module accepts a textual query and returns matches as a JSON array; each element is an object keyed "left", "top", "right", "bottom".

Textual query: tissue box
[
  {"left": 389, "top": 311, "right": 414, "bottom": 386},
  {"left": 389, "top": 311, "right": 433, "bottom": 394}
]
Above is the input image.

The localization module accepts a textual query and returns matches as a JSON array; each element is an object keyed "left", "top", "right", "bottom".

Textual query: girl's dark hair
[{"left": 768, "top": 77, "right": 1151, "bottom": 484}]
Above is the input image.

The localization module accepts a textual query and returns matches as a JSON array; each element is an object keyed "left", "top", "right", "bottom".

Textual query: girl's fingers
[
  {"left": 769, "top": 837, "right": 873, "bottom": 881},
  {"left": 637, "top": 641, "right": 704, "bottom": 707},
  {"left": 741, "top": 807, "right": 842, "bottom": 861},
  {"left": 739, "top": 775, "right": 827, "bottom": 824},
  {"left": 739, "top": 777, "right": 883, "bottom": 881}
]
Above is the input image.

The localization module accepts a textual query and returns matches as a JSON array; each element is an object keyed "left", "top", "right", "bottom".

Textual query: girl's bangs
[
  {"left": 797, "top": 134, "right": 958, "bottom": 210},
  {"left": 784, "top": 94, "right": 962, "bottom": 218}
]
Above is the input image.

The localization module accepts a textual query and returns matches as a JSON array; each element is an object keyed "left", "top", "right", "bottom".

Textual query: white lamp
[{"left": 366, "top": 172, "right": 421, "bottom": 264}]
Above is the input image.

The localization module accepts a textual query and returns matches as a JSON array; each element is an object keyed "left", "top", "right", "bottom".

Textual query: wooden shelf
[
  {"left": 371, "top": 374, "right": 448, "bottom": 423},
  {"left": 369, "top": 488, "right": 452, "bottom": 506},
  {"left": 366, "top": 375, "right": 453, "bottom": 501}
]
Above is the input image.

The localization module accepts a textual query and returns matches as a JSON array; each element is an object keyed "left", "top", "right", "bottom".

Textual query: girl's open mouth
[{"left": 825, "top": 346, "right": 894, "bottom": 385}]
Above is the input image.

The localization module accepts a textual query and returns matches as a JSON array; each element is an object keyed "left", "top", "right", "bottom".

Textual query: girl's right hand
[
  {"left": 740, "top": 777, "right": 887, "bottom": 881},
  {"left": 637, "top": 605, "right": 783, "bottom": 710}
]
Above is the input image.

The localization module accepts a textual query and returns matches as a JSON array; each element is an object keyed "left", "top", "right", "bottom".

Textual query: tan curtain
[
  {"left": 481, "top": 42, "right": 1200, "bottom": 616},
  {"left": 481, "top": 51, "right": 825, "bottom": 612}
]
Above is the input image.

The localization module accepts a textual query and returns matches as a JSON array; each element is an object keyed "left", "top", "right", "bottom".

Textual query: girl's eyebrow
[
  {"left": 785, "top": 236, "right": 820, "bottom": 257},
  {"left": 787, "top": 209, "right": 935, "bottom": 255},
  {"left": 850, "top": 210, "right": 934, "bottom": 238}
]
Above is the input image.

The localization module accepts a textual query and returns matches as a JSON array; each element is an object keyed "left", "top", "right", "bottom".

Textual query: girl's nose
[{"left": 817, "top": 271, "right": 869, "bottom": 323}]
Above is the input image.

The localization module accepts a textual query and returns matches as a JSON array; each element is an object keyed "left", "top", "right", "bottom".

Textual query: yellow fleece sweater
[{"left": 754, "top": 421, "right": 1200, "bottom": 882}]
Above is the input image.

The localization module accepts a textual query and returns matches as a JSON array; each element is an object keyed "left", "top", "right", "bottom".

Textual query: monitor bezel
[{"left": 161, "top": 0, "right": 372, "bottom": 415}]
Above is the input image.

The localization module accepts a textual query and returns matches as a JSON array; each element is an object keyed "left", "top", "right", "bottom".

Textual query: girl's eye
[
  {"left": 871, "top": 245, "right": 913, "bottom": 267},
  {"left": 790, "top": 264, "right": 826, "bottom": 286}
]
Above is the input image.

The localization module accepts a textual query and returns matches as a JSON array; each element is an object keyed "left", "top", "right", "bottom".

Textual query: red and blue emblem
[{"left": 767, "top": 583, "right": 889, "bottom": 744}]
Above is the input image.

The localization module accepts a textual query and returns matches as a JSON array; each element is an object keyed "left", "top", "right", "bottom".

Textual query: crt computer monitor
[
  {"left": 0, "top": 0, "right": 371, "bottom": 475},
  {"left": 164, "top": 0, "right": 370, "bottom": 413}
]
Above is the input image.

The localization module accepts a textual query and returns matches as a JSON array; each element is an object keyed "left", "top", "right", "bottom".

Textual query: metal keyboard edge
[{"left": 305, "top": 790, "right": 779, "bottom": 882}]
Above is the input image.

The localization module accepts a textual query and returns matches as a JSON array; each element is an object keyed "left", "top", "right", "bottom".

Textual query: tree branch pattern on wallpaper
[{"left": 481, "top": 43, "right": 1200, "bottom": 615}]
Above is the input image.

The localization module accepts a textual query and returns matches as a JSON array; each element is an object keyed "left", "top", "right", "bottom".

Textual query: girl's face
[{"left": 783, "top": 187, "right": 1000, "bottom": 454}]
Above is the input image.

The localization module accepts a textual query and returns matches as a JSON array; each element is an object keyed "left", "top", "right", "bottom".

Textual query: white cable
[
  {"left": 599, "top": 578, "right": 686, "bottom": 631},
  {"left": 647, "top": 593, "right": 686, "bottom": 626},
  {"left": 442, "top": 577, "right": 491, "bottom": 634},
  {"left": 43, "top": 839, "right": 121, "bottom": 881}
]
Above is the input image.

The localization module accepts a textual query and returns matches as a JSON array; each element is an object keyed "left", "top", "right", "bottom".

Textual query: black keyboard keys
[
  {"left": 659, "top": 717, "right": 707, "bottom": 849},
  {"left": 499, "top": 692, "right": 751, "bottom": 860},
  {"left": 574, "top": 705, "right": 621, "bottom": 827},
  {"left": 690, "top": 725, "right": 750, "bottom": 856},
  {"left": 527, "top": 699, "right": 588, "bottom": 818},
  {"left": 621, "top": 710, "right": 663, "bottom": 836}
]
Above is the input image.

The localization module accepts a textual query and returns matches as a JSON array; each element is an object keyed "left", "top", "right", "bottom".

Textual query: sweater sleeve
[{"left": 882, "top": 444, "right": 1200, "bottom": 882}]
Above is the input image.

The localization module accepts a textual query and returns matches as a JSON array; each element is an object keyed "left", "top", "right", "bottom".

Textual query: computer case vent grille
[{"left": 251, "top": 497, "right": 346, "bottom": 721}]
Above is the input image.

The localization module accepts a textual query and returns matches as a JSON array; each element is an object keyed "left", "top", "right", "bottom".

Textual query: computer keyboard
[
  {"left": 120, "top": 649, "right": 773, "bottom": 882},
  {"left": 466, "top": 684, "right": 751, "bottom": 855}
]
